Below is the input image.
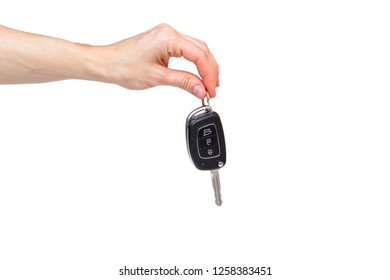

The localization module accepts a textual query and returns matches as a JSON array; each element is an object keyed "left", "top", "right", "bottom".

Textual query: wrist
[{"left": 79, "top": 44, "right": 113, "bottom": 84}]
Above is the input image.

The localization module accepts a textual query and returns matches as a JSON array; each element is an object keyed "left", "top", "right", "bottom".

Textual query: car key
[{"left": 186, "top": 95, "right": 226, "bottom": 206}]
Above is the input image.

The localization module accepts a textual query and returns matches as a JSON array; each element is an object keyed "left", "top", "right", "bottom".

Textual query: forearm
[{"left": 0, "top": 25, "right": 106, "bottom": 84}]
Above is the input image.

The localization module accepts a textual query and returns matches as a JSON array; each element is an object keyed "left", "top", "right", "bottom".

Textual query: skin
[{"left": 0, "top": 23, "right": 219, "bottom": 99}]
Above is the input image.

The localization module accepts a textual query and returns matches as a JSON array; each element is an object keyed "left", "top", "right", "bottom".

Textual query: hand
[
  {"left": 98, "top": 24, "right": 220, "bottom": 99},
  {"left": 0, "top": 23, "right": 219, "bottom": 99}
]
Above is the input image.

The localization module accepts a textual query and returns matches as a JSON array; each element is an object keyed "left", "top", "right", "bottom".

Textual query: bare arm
[{"left": 0, "top": 24, "right": 219, "bottom": 98}]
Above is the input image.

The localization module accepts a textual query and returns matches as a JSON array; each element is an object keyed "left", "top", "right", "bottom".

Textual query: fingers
[
  {"left": 160, "top": 67, "right": 207, "bottom": 99},
  {"left": 181, "top": 34, "right": 220, "bottom": 84},
  {"left": 175, "top": 36, "right": 219, "bottom": 98},
  {"left": 160, "top": 26, "right": 219, "bottom": 99},
  {"left": 120, "top": 24, "right": 219, "bottom": 99}
]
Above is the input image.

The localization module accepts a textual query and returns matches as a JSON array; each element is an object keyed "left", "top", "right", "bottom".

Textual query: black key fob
[{"left": 186, "top": 107, "right": 226, "bottom": 171}]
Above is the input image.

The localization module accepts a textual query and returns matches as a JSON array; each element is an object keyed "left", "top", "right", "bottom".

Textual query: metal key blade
[{"left": 211, "top": 170, "right": 222, "bottom": 206}]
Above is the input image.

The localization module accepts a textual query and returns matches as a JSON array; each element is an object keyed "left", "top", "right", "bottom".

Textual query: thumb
[{"left": 162, "top": 68, "right": 206, "bottom": 99}]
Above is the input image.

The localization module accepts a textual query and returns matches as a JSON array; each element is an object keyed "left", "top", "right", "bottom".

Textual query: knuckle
[
  {"left": 200, "top": 49, "right": 209, "bottom": 60},
  {"left": 155, "top": 23, "right": 176, "bottom": 36},
  {"left": 157, "top": 23, "right": 170, "bottom": 28},
  {"left": 179, "top": 74, "right": 193, "bottom": 90},
  {"left": 199, "top": 40, "right": 208, "bottom": 49},
  {"left": 197, "top": 40, "right": 211, "bottom": 55}
]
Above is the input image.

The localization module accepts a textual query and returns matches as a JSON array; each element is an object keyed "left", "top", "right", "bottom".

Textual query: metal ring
[{"left": 202, "top": 92, "right": 211, "bottom": 107}]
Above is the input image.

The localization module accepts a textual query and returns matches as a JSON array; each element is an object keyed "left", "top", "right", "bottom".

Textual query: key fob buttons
[{"left": 197, "top": 124, "right": 221, "bottom": 159}]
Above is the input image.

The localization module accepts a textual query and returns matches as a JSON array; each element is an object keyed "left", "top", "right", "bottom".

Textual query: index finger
[{"left": 169, "top": 36, "right": 219, "bottom": 98}]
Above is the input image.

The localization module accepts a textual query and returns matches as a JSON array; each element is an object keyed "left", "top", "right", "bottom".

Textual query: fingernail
[{"left": 193, "top": 85, "right": 203, "bottom": 98}]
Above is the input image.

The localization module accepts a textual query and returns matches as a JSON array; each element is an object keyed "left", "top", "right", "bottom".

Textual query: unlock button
[{"left": 198, "top": 135, "right": 218, "bottom": 149}]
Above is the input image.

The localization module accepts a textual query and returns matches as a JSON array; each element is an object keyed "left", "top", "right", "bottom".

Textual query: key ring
[
  {"left": 201, "top": 92, "right": 212, "bottom": 112},
  {"left": 201, "top": 91, "right": 210, "bottom": 107},
  {"left": 186, "top": 92, "right": 212, "bottom": 125}
]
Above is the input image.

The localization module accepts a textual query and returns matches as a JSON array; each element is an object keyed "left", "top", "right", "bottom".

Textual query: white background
[{"left": 1, "top": 1, "right": 389, "bottom": 279}]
